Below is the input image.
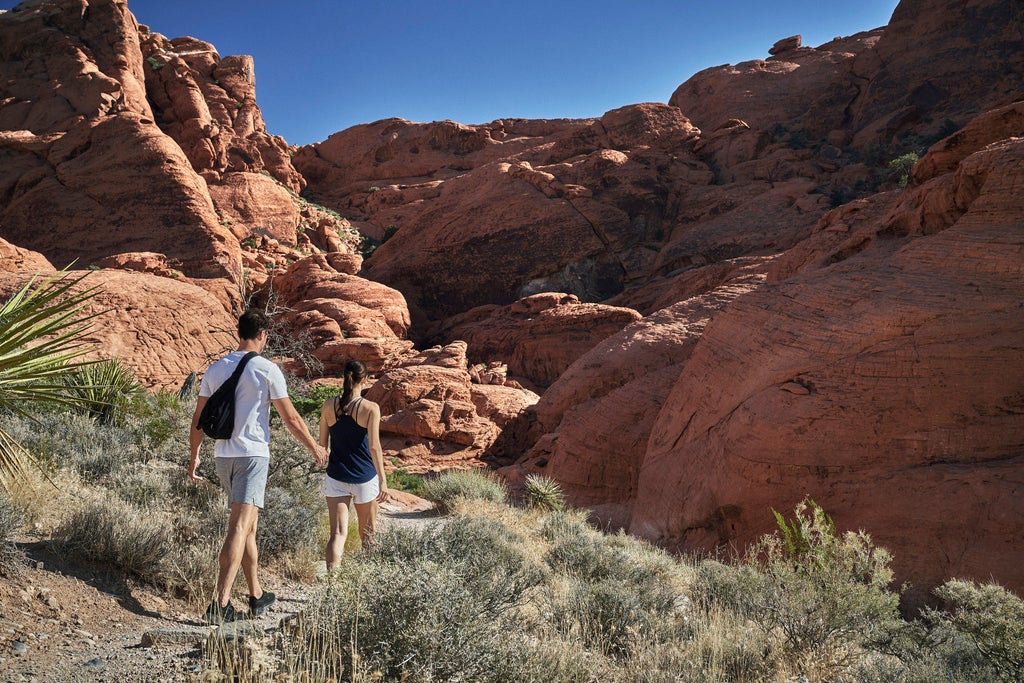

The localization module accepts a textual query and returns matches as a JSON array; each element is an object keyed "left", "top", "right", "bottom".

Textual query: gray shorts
[{"left": 215, "top": 456, "right": 270, "bottom": 508}]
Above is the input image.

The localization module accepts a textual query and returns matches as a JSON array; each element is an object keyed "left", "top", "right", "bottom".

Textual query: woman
[{"left": 318, "top": 359, "right": 389, "bottom": 569}]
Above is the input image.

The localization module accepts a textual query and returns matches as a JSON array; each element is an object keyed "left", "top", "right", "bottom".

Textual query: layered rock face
[
  {"left": 630, "top": 130, "right": 1024, "bottom": 604},
  {"left": 297, "top": 103, "right": 838, "bottom": 333},
  {"left": 0, "top": 0, "right": 239, "bottom": 279},
  {"left": 431, "top": 292, "right": 642, "bottom": 389}
]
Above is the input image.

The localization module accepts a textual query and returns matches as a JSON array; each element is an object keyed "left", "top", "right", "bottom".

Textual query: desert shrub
[
  {"left": 10, "top": 411, "right": 135, "bottom": 481},
  {"left": 386, "top": 459, "right": 425, "bottom": 496},
  {"left": 373, "top": 514, "right": 543, "bottom": 614},
  {"left": 293, "top": 558, "right": 519, "bottom": 682},
  {"left": 554, "top": 575, "right": 677, "bottom": 657},
  {"left": 122, "top": 389, "right": 190, "bottom": 457},
  {"left": 162, "top": 536, "right": 220, "bottom": 604},
  {"left": 283, "top": 511, "right": 604, "bottom": 683},
  {"left": 617, "top": 602, "right": 777, "bottom": 683},
  {"left": 926, "top": 579, "right": 1024, "bottom": 681},
  {"left": 888, "top": 151, "right": 920, "bottom": 188},
  {"left": 523, "top": 472, "right": 566, "bottom": 511},
  {"left": 4, "top": 405, "right": 183, "bottom": 483},
  {"left": 540, "top": 508, "right": 593, "bottom": 543},
  {"left": 289, "top": 383, "right": 341, "bottom": 419},
  {"left": 114, "top": 465, "right": 171, "bottom": 507},
  {"left": 0, "top": 492, "right": 25, "bottom": 577},
  {"left": 257, "top": 487, "right": 321, "bottom": 563},
  {"left": 53, "top": 495, "right": 173, "bottom": 585},
  {"left": 545, "top": 527, "right": 680, "bottom": 657},
  {"left": 420, "top": 467, "right": 507, "bottom": 512},
  {"left": 703, "top": 498, "right": 901, "bottom": 679}
]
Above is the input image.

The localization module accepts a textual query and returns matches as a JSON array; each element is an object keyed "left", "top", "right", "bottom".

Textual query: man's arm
[
  {"left": 272, "top": 396, "right": 328, "bottom": 466},
  {"left": 188, "top": 396, "right": 207, "bottom": 481}
]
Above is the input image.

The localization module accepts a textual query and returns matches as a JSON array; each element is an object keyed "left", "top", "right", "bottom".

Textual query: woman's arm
[{"left": 365, "top": 402, "right": 389, "bottom": 502}]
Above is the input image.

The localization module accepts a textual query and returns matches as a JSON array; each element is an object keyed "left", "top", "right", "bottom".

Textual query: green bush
[
  {"left": 373, "top": 514, "right": 542, "bottom": 611},
  {"left": 257, "top": 487, "right": 321, "bottom": 562},
  {"left": 889, "top": 151, "right": 920, "bottom": 188},
  {"left": 545, "top": 526, "right": 679, "bottom": 657},
  {"left": 928, "top": 580, "right": 1024, "bottom": 681},
  {"left": 386, "top": 461, "right": 425, "bottom": 497},
  {"left": 289, "top": 383, "right": 340, "bottom": 419},
  {"left": 420, "top": 468, "right": 507, "bottom": 513},
  {"left": 291, "top": 515, "right": 544, "bottom": 683}
]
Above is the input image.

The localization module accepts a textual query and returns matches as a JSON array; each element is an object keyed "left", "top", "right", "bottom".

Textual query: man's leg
[
  {"left": 215, "top": 502, "right": 259, "bottom": 607},
  {"left": 240, "top": 511, "right": 263, "bottom": 601}
]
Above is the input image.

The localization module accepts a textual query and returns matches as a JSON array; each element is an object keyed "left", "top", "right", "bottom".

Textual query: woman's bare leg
[
  {"left": 353, "top": 499, "right": 378, "bottom": 551},
  {"left": 325, "top": 495, "right": 352, "bottom": 570}
]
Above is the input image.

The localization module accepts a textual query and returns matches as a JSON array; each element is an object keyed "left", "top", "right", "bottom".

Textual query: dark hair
[
  {"left": 238, "top": 308, "right": 270, "bottom": 341},
  {"left": 339, "top": 359, "right": 367, "bottom": 412}
]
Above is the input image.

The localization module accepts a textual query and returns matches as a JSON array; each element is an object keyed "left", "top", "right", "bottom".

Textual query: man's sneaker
[
  {"left": 249, "top": 590, "right": 276, "bottom": 617},
  {"left": 204, "top": 600, "right": 243, "bottom": 625}
]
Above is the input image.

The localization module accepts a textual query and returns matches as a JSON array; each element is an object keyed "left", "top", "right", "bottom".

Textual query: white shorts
[{"left": 323, "top": 475, "right": 379, "bottom": 504}]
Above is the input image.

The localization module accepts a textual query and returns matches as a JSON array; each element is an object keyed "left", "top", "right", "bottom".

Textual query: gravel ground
[{"left": 1, "top": 500, "right": 435, "bottom": 683}]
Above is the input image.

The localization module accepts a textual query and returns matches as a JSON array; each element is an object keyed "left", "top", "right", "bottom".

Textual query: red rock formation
[
  {"left": 497, "top": 269, "right": 769, "bottom": 529},
  {"left": 1, "top": 0, "right": 1020, "bottom": 605},
  {"left": 365, "top": 343, "right": 538, "bottom": 473},
  {"left": 629, "top": 125, "right": 1024, "bottom": 604},
  {"left": 0, "top": 238, "right": 53, "bottom": 273},
  {"left": 207, "top": 172, "right": 301, "bottom": 246},
  {"left": 848, "top": 0, "right": 1024, "bottom": 148},
  {"left": 669, "top": 31, "right": 881, "bottom": 139},
  {"left": 434, "top": 292, "right": 642, "bottom": 388},
  {"left": 139, "top": 33, "right": 303, "bottom": 193},
  {"left": 670, "top": 0, "right": 1024, "bottom": 156},
  {"left": 0, "top": 0, "right": 240, "bottom": 280},
  {"left": 272, "top": 254, "right": 410, "bottom": 339}
]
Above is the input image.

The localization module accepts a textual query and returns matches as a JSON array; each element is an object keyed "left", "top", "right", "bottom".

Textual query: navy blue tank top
[{"left": 327, "top": 397, "right": 377, "bottom": 484}]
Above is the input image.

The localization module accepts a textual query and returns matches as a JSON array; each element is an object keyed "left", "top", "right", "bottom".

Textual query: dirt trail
[{"left": 0, "top": 503, "right": 435, "bottom": 683}]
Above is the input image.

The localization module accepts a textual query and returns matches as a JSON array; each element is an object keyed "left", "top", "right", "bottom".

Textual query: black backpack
[{"left": 196, "top": 352, "right": 258, "bottom": 440}]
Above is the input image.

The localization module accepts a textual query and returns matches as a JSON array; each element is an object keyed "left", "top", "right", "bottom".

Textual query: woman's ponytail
[{"left": 338, "top": 359, "right": 367, "bottom": 414}]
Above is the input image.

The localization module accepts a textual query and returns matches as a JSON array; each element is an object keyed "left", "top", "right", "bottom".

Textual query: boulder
[
  {"left": 435, "top": 292, "right": 642, "bottom": 388},
  {"left": 0, "top": 1, "right": 241, "bottom": 280},
  {"left": 0, "top": 237, "right": 53, "bottom": 273}
]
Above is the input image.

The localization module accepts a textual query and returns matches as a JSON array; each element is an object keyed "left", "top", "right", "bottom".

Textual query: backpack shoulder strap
[{"left": 222, "top": 351, "right": 258, "bottom": 390}]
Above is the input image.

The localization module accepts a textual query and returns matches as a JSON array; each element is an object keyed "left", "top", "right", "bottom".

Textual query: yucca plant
[
  {"left": 63, "top": 357, "right": 143, "bottom": 424},
  {"left": 0, "top": 270, "right": 103, "bottom": 489},
  {"left": 523, "top": 473, "right": 567, "bottom": 511}
]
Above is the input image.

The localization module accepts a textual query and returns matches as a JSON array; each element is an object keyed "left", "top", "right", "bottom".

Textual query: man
[{"left": 188, "top": 309, "right": 327, "bottom": 624}]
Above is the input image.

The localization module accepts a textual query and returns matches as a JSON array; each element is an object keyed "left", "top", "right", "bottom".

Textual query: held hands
[{"left": 311, "top": 444, "right": 328, "bottom": 467}]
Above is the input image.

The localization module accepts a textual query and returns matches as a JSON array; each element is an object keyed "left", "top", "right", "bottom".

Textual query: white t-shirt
[{"left": 199, "top": 351, "right": 289, "bottom": 458}]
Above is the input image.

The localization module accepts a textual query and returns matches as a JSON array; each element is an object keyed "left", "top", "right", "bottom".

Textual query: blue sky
[{"left": 3, "top": 1, "right": 899, "bottom": 146}]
